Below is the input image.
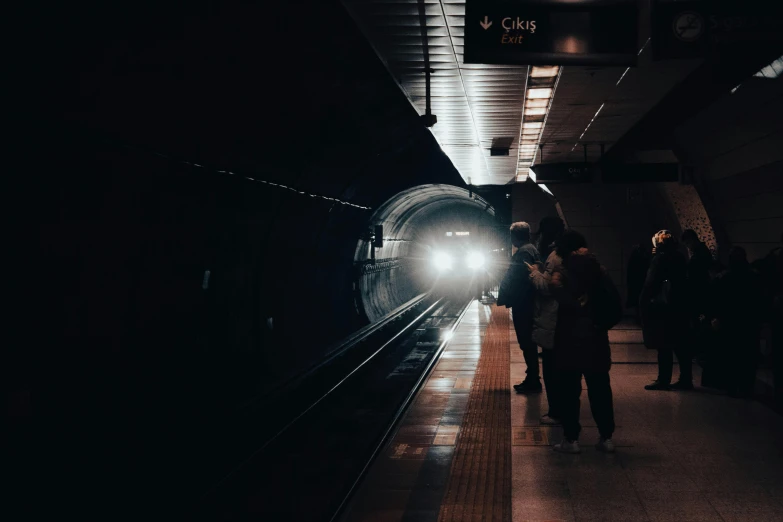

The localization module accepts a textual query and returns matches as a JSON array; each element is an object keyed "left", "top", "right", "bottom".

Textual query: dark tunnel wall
[{"left": 7, "top": 1, "right": 485, "bottom": 514}]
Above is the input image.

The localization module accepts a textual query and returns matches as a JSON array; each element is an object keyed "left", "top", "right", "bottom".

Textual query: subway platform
[{"left": 341, "top": 301, "right": 783, "bottom": 522}]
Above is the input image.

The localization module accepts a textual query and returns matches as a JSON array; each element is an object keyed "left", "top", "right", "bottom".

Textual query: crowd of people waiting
[
  {"left": 498, "top": 219, "right": 623, "bottom": 454},
  {"left": 497, "top": 218, "right": 783, "bottom": 454}
]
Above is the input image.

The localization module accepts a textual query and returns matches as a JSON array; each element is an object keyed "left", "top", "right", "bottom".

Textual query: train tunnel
[{"left": 7, "top": 0, "right": 783, "bottom": 520}]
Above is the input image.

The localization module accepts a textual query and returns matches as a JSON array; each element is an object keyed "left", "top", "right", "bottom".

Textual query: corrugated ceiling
[{"left": 343, "top": 0, "right": 702, "bottom": 185}]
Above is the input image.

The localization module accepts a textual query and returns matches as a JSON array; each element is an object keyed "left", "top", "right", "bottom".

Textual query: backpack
[
  {"left": 590, "top": 273, "right": 623, "bottom": 330},
  {"left": 650, "top": 279, "right": 673, "bottom": 307}
]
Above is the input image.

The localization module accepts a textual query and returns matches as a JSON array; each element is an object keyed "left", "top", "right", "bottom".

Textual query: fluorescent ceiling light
[
  {"left": 524, "top": 107, "right": 547, "bottom": 116},
  {"left": 523, "top": 121, "right": 543, "bottom": 129},
  {"left": 525, "top": 99, "right": 549, "bottom": 108},
  {"left": 527, "top": 88, "right": 553, "bottom": 99},
  {"left": 754, "top": 55, "right": 783, "bottom": 79},
  {"left": 530, "top": 66, "right": 559, "bottom": 78}
]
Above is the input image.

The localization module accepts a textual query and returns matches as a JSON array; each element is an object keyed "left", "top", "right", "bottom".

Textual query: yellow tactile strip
[{"left": 437, "top": 305, "right": 511, "bottom": 522}]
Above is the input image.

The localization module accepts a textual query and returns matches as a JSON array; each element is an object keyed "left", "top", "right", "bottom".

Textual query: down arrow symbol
[{"left": 480, "top": 16, "right": 492, "bottom": 30}]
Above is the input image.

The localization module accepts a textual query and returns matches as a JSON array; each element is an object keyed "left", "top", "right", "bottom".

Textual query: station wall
[
  {"left": 675, "top": 77, "right": 783, "bottom": 262},
  {"left": 512, "top": 179, "right": 675, "bottom": 310}
]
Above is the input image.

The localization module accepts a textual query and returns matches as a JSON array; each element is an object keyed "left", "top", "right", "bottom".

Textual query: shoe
[
  {"left": 670, "top": 381, "right": 694, "bottom": 390},
  {"left": 595, "top": 437, "right": 616, "bottom": 453},
  {"left": 513, "top": 380, "right": 542, "bottom": 393},
  {"left": 644, "top": 381, "right": 671, "bottom": 390},
  {"left": 553, "top": 439, "right": 581, "bottom": 454},
  {"left": 540, "top": 414, "right": 561, "bottom": 426}
]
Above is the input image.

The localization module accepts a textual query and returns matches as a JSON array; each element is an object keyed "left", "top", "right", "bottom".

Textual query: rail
[
  {"left": 238, "top": 292, "right": 431, "bottom": 413},
  {"left": 330, "top": 296, "right": 474, "bottom": 522},
  {"left": 207, "top": 295, "right": 443, "bottom": 497}
]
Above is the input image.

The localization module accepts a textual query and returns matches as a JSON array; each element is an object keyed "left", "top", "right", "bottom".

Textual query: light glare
[
  {"left": 467, "top": 252, "right": 485, "bottom": 270},
  {"left": 527, "top": 88, "right": 553, "bottom": 99},
  {"left": 524, "top": 107, "right": 547, "bottom": 116},
  {"left": 530, "top": 66, "right": 559, "bottom": 78},
  {"left": 525, "top": 99, "right": 548, "bottom": 108},
  {"left": 433, "top": 252, "right": 453, "bottom": 271}
]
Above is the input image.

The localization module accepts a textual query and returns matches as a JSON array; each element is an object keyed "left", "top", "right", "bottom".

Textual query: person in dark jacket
[
  {"left": 529, "top": 218, "right": 567, "bottom": 424},
  {"left": 497, "top": 222, "right": 542, "bottom": 392},
  {"left": 682, "top": 229, "right": 713, "bottom": 360},
  {"left": 549, "top": 235, "right": 619, "bottom": 454},
  {"left": 708, "top": 247, "right": 765, "bottom": 398},
  {"left": 536, "top": 216, "right": 566, "bottom": 264},
  {"left": 772, "top": 233, "right": 783, "bottom": 407},
  {"left": 641, "top": 230, "right": 691, "bottom": 390},
  {"left": 626, "top": 243, "right": 651, "bottom": 325}
]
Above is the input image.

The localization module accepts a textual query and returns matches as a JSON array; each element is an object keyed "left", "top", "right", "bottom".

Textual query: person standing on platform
[
  {"left": 708, "top": 247, "right": 765, "bottom": 398},
  {"left": 549, "top": 234, "right": 622, "bottom": 454},
  {"left": 626, "top": 244, "right": 651, "bottom": 325},
  {"left": 772, "top": 233, "right": 783, "bottom": 408},
  {"left": 681, "top": 229, "right": 713, "bottom": 361},
  {"left": 529, "top": 217, "right": 567, "bottom": 424},
  {"left": 497, "top": 222, "right": 541, "bottom": 393},
  {"left": 641, "top": 230, "right": 691, "bottom": 390},
  {"left": 536, "top": 216, "right": 565, "bottom": 264}
]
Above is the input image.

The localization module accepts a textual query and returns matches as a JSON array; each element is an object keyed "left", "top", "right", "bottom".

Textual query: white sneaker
[
  {"left": 540, "top": 414, "right": 561, "bottom": 426},
  {"left": 553, "top": 439, "right": 581, "bottom": 454},
  {"left": 596, "top": 437, "right": 616, "bottom": 453}
]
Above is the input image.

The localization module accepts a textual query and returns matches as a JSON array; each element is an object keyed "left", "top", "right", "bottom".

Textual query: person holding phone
[
  {"left": 529, "top": 218, "right": 567, "bottom": 425},
  {"left": 497, "top": 222, "right": 542, "bottom": 393}
]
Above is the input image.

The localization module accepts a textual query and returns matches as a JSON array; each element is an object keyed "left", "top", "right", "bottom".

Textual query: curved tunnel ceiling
[
  {"left": 368, "top": 183, "right": 495, "bottom": 236},
  {"left": 355, "top": 184, "right": 498, "bottom": 322}
]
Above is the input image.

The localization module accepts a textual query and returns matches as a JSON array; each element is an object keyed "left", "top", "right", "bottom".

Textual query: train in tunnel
[{"left": 427, "top": 224, "right": 508, "bottom": 301}]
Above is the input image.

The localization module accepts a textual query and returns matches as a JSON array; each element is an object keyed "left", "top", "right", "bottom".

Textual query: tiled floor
[
  {"left": 511, "top": 318, "right": 783, "bottom": 522},
  {"left": 343, "top": 307, "right": 783, "bottom": 522}
]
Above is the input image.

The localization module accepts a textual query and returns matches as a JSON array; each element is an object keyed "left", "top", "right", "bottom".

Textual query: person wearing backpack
[
  {"left": 529, "top": 218, "right": 568, "bottom": 425},
  {"left": 640, "top": 230, "right": 690, "bottom": 391},
  {"left": 549, "top": 234, "right": 622, "bottom": 454}
]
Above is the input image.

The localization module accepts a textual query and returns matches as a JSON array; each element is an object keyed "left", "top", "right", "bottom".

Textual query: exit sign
[{"left": 465, "top": 0, "right": 639, "bottom": 66}]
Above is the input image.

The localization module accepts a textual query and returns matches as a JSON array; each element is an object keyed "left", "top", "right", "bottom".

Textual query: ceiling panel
[{"left": 344, "top": 0, "right": 703, "bottom": 185}]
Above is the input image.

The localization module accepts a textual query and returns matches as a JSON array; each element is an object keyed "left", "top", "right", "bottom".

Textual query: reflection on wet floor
[{"left": 343, "top": 306, "right": 783, "bottom": 522}]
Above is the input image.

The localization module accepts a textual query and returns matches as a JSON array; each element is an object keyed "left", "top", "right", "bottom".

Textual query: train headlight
[
  {"left": 433, "top": 252, "right": 453, "bottom": 271},
  {"left": 466, "top": 252, "right": 485, "bottom": 270}
]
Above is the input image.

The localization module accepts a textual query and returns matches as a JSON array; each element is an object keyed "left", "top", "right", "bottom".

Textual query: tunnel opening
[{"left": 353, "top": 184, "right": 499, "bottom": 323}]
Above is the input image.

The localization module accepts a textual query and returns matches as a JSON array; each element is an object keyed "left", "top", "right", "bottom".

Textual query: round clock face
[{"left": 673, "top": 11, "right": 705, "bottom": 42}]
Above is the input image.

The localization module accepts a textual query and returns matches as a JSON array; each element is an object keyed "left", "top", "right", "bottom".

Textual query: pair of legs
[
  {"left": 656, "top": 343, "right": 693, "bottom": 385},
  {"left": 559, "top": 371, "right": 615, "bottom": 442},
  {"left": 541, "top": 350, "right": 560, "bottom": 417},
  {"left": 726, "top": 334, "right": 760, "bottom": 397},
  {"left": 512, "top": 308, "right": 539, "bottom": 384}
]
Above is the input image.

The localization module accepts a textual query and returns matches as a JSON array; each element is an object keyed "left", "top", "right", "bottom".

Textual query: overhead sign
[
  {"left": 530, "top": 162, "right": 679, "bottom": 183},
  {"left": 464, "top": 0, "right": 639, "bottom": 66},
  {"left": 652, "top": 0, "right": 783, "bottom": 60},
  {"left": 530, "top": 163, "right": 593, "bottom": 183},
  {"left": 601, "top": 163, "right": 679, "bottom": 183}
]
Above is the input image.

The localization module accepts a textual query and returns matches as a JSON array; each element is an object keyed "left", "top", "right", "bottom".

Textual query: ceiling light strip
[
  {"left": 527, "top": 66, "right": 563, "bottom": 168},
  {"left": 437, "top": 0, "right": 490, "bottom": 179},
  {"left": 617, "top": 38, "right": 651, "bottom": 87},
  {"left": 513, "top": 65, "right": 532, "bottom": 181},
  {"left": 573, "top": 38, "right": 652, "bottom": 153}
]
